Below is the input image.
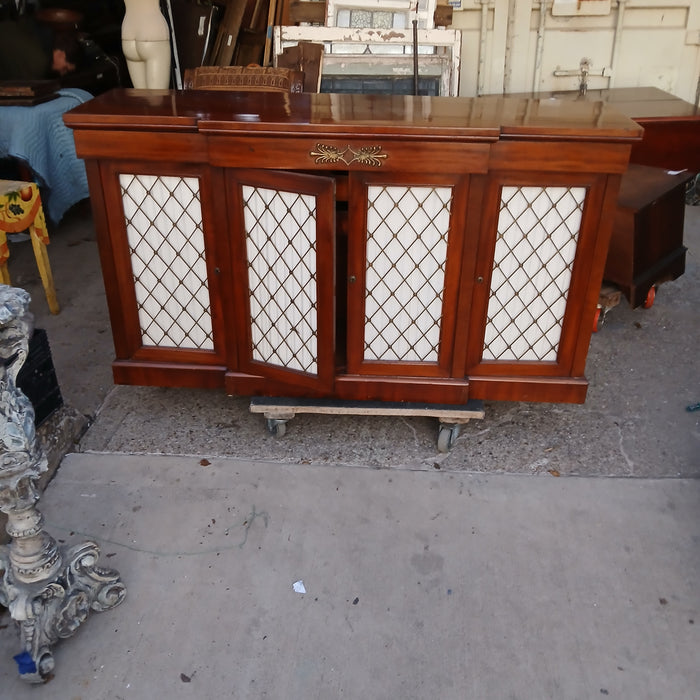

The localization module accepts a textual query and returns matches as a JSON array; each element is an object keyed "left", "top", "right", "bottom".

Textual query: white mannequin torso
[{"left": 122, "top": 0, "right": 171, "bottom": 89}]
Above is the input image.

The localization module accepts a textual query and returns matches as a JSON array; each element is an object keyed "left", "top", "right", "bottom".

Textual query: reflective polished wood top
[
  {"left": 492, "top": 86, "right": 698, "bottom": 170},
  {"left": 64, "top": 89, "right": 643, "bottom": 143},
  {"left": 497, "top": 86, "right": 699, "bottom": 121}
]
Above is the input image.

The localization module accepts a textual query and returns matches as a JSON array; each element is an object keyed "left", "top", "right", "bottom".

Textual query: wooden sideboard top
[
  {"left": 584, "top": 87, "right": 699, "bottom": 122},
  {"left": 494, "top": 87, "right": 699, "bottom": 171},
  {"left": 64, "top": 89, "right": 642, "bottom": 143},
  {"left": 496, "top": 86, "right": 700, "bottom": 122}
]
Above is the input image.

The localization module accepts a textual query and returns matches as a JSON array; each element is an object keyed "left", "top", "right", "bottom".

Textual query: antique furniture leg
[
  {"left": 0, "top": 285, "right": 125, "bottom": 684},
  {"left": 28, "top": 218, "right": 60, "bottom": 315},
  {"left": 0, "top": 235, "right": 10, "bottom": 284}
]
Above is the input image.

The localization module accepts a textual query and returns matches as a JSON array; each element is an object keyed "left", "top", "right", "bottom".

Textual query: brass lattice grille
[
  {"left": 243, "top": 185, "right": 318, "bottom": 375},
  {"left": 483, "top": 185, "right": 585, "bottom": 362},
  {"left": 119, "top": 174, "right": 213, "bottom": 350},
  {"left": 363, "top": 185, "right": 452, "bottom": 362}
]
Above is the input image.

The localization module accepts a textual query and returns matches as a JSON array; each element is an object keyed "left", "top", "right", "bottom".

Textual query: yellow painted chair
[{"left": 0, "top": 179, "right": 60, "bottom": 314}]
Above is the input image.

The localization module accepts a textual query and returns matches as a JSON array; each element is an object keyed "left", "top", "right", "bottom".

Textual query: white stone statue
[
  {"left": 121, "top": 0, "right": 171, "bottom": 89},
  {"left": 0, "top": 285, "right": 125, "bottom": 683}
]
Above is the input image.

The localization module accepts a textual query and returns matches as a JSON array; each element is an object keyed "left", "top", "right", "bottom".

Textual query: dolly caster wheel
[
  {"left": 437, "top": 423, "right": 460, "bottom": 453},
  {"left": 266, "top": 418, "right": 287, "bottom": 438},
  {"left": 642, "top": 285, "right": 656, "bottom": 309}
]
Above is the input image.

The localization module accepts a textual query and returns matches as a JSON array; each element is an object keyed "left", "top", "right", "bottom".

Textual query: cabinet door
[
  {"left": 465, "top": 172, "right": 613, "bottom": 402},
  {"left": 99, "top": 162, "right": 228, "bottom": 386},
  {"left": 227, "top": 169, "right": 336, "bottom": 392},
  {"left": 346, "top": 172, "right": 469, "bottom": 378},
  {"left": 482, "top": 182, "right": 586, "bottom": 365}
]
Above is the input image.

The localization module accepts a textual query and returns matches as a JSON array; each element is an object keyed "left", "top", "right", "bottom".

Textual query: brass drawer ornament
[{"left": 310, "top": 143, "right": 388, "bottom": 167}]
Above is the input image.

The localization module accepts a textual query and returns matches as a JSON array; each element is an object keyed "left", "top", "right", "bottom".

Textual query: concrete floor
[
  {"left": 1, "top": 454, "right": 699, "bottom": 699},
  {"left": 0, "top": 197, "right": 698, "bottom": 697}
]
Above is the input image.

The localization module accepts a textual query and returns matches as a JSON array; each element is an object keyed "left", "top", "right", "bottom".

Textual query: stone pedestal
[{"left": 0, "top": 284, "right": 125, "bottom": 683}]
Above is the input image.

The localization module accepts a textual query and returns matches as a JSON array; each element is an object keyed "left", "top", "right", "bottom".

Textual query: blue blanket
[{"left": 0, "top": 88, "right": 92, "bottom": 224}]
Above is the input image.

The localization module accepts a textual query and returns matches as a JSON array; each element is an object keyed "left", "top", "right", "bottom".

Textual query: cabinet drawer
[{"left": 208, "top": 136, "right": 490, "bottom": 174}]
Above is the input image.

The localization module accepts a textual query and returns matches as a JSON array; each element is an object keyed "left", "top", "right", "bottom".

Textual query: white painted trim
[{"left": 275, "top": 25, "right": 462, "bottom": 95}]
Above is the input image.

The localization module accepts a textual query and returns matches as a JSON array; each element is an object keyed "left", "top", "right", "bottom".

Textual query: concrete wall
[{"left": 450, "top": 0, "right": 700, "bottom": 103}]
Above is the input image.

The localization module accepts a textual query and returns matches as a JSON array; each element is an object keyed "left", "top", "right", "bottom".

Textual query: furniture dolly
[{"left": 250, "top": 396, "right": 485, "bottom": 453}]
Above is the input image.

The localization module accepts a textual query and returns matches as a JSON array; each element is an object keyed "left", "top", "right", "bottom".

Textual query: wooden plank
[
  {"left": 212, "top": 0, "right": 248, "bottom": 67},
  {"left": 276, "top": 41, "right": 324, "bottom": 91},
  {"left": 434, "top": 2, "right": 453, "bottom": 27},
  {"left": 248, "top": 0, "right": 268, "bottom": 29},
  {"left": 234, "top": 0, "right": 269, "bottom": 66},
  {"left": 234, "top": 29, "right": 266, "bottom": 66},
  {"left": 250, "top": 396, "right": 485, "bottom": 421},
  {"left": 286, "top": 0, "right": 327, "bottom": 25},
  {"left": 263, "top": 0, "right": 278, "bottom": 66}
]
